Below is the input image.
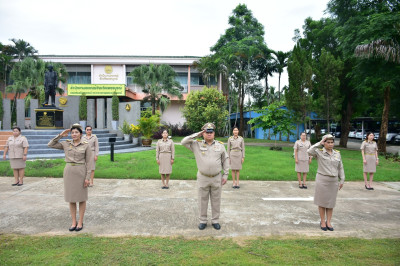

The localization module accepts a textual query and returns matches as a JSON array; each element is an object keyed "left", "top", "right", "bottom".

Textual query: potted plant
[
  {"left": 138, "top": 110, "right": 160, "bottom": 146},
  {"left": 79, "top": 93, "right": 87, "bottom": 129},
  {"left": 130, "top": 123, "right": 141, "bottom": 146},
  {"left": 111, "top": 93, "right": 119, "bottom": 130},
  {"left": 0, "top": 92, "right": 3, "bottom": 129},
  {"left": 119, "top": 120, "right": 131, "bottom": 142}
]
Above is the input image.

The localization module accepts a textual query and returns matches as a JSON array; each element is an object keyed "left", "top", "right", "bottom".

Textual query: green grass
[
  {"left": 0, "top": 145, "right": 399, "bottom": 181},
  {"left": 0, "top": 235, "right": 398, "bottom": 265}
]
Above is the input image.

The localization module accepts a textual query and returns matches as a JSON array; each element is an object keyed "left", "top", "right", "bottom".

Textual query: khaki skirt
[
  {"left": 10, "top": 158, "right": 26, "bottom": 169},
  {"left": 158, "top": 152, "right": 172, "bottom": 174},
  {"left": 363, "top": 154, "right": 376, "bottom": 173},
  {"left": 314, "top": 173, "right": 339, "bottom": 208},
  {"left": 295, "top": 160, "right": 309, "bottom": 173},
  {"left": 63, "top": 164, "right": 88, "bottom": 203},
  {"left": 229, "top": 151, "right": 243, "bottom": 170},
  {"left": 88, "top": 152, "right": 96, "bottom": 171}
]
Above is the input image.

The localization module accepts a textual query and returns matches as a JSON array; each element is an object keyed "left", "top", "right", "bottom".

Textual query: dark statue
[{"left": 44, "top": 65, "right": 58, "bottom": 106}]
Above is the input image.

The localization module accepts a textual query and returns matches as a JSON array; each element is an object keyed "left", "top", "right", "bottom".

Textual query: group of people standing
[{"left": 2, "top": 123, "right": 379, "bottom": 232}]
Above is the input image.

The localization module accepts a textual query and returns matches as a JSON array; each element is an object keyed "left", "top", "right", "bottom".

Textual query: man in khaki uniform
[{"left": 181, "top": 123, "right": 229, "bottom": 230}]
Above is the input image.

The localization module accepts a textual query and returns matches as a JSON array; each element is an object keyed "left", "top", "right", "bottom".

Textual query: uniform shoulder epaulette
[
  {"left": 218, "top": 141, "right": 224, "bottom": 144},
  {"left": 319, "top": 148, "right": 323, "bottom": 151},
  {"left": 82, "top": 140, "right": 88, "bottom": 144},
  {"left": 92, "top": 134, "right": 97, "bottom": 137},
  {"left": 196, "top": 139, "right": 202, "bottom": 142},
  {"left": 334, "top": 149, "right": 340, "bottom": 153},
  {"left": 66, "top": 139, "right": 72, "bottom": 142}
]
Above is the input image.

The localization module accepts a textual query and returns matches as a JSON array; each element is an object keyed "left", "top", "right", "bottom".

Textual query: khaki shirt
[
  {"left": 360, "top": 141, "right": 378, "bottom": 155},
  {"left": 6, "top": 135, "right": 29, "bottom": 159},
  {"left": 181, "top": 132, "right": 229, "bottom": 179},
  {"left": 82, "top": 134, "right": 99, "bottom": 156},
  {"left": 156, "top": 138, "right": 175, "bottom": 160},
  {"left": 293, "top": 140, "right": 311, "bottom": 160},
  {"left": 48, "top": 134, "right": 93, "bottom": 180},
  {"left": 307, "top": 142, "right": 345, "bottom": 184},
  {"left": 227, "top": 136, "right": 245, "bottom": 158}
]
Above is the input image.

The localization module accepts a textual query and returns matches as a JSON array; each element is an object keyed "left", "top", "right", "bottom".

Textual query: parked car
[
  {"left": 355, "top": 130, "right": 365, "bottom": 139},
  {"left": 349, "top": 129, "right": 358, "bottom": 138},
  {"left": 334, "top": 131, "right": 341, "bottom": 138},
  {"left": 394, "top": 134, "right": 400, "bottom": 145},
  {"left": 387, "top": 131, "right": 400, "bottom": 143},
  {"left": 363, "top": 131, "right": 379, "bottom": 140}
]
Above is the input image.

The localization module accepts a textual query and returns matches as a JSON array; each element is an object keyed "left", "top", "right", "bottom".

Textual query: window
[{"left": 67, "top": 72, "right": 91, "bottom": 84}]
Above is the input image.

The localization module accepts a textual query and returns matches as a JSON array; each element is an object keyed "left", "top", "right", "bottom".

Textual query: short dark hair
[
  {"left": 12, "top": 126, "right": 21, "bottom": 132},
  {"left": 300, "top": 132, "right": 307, "bottom": 136},
  {"left": 71, "top": 125, "right": 83, "bottom": 134},
  {"left": 365, "top": 132, "right": 374, "bottom": 141},
  {"left": 232, "top": 126, "right": 239, "bottom": 131},
  {"left": 162, "top": 129, "right": 168, "bottom": 134},
  {"left": 85, "top": 125, "right": 92, "bottom": 130}
]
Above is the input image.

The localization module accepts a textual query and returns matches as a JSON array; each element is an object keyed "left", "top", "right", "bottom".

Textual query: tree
[
  {"left": 9, "top": 38, "right": 38, "bottom": 61},
  {"left": 79, "top": 93, "right": 87, "bottom": 121},
  {"left": 211, "top": 4, "right": 269, "bottom": 136},
  {"left": 272, "top": 50, "right": 291, "bottom": 101},
  {"left": 129, "top": 64, "right": 183, "bottom": 115},
  {"left": 182, "top": 87, "right": 228, "bottom": 136},
  {"left": 313, "top": 49, "right": 344, "bottom": 131},
  {"left": 286, "top": 44, "right": 313, "bottom": 135},
  {"left": 112, "top": 93, "right": 119, "bottom": 121},
  {"left": 248, "top": 101, "right": 296, "bottom": 144},
  {"left": 328, "top": 0, "right": 400, "bottom": 152}
]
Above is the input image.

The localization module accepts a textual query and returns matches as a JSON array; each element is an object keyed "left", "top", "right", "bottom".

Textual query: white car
[
  {"left": 349, "top": 130, "right": 357, "bottom": 138},
  {"left": 355, "top": 131, "right": 364, "bottom": 139},
  {"left": 387, "top": 131, "right": 400, "bottom": 143}
]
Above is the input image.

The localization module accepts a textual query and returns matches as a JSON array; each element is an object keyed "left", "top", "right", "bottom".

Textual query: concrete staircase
[{"left": 0, "top": 129, "right": 151, "bottom": 159}]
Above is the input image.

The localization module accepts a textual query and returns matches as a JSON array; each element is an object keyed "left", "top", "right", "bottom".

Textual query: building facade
[{"left": 39, "top": 55, "right": 220, "bottom": 127}]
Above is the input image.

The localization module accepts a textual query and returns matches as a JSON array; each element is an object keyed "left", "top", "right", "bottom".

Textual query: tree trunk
[
  {"left": 265, "top": 77, "right": 269, "bottom": 105},
  {"left": 339, "top": 99, "right": 352, "bottom": 148},
  {"left": 239, "top": 83, "right": 245, "bottom": 137},
  {"left": 278, "top": 72, "right": 281, "bottom": 101},
  {"left": 152, "top": 99, "right": 156, "bottom": 115},
  {"left": 378, "top": 86, "right": 390, "bottom": 153}
]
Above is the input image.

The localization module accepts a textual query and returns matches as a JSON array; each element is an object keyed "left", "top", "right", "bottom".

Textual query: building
[{"left": 38, "top": 55, "right": 220, "bottom": 126}]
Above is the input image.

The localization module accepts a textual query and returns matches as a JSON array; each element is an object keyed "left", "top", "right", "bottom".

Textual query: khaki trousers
[{"left": 197, "top": 172, "right": 222, "bottom": 224}]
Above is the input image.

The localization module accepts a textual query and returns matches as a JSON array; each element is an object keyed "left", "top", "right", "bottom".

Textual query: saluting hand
[
  {"left": 60, "top": 129, "right": 70, "bottom": 137},
  {"left": 319, "top": 137, "right": 327, "bottom": 146},
  {"left": 197, "top": 130, "right": 205, "bottom": 137}
]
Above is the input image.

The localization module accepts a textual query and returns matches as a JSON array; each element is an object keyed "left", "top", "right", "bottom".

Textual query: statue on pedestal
[{"left": 44, "top": 65, "right": 58, "bottom": 106}]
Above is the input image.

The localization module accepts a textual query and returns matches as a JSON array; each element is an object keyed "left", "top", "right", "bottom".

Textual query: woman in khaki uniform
[
  {"left": 227, "top": 127, "right": 245, "bottom": 189},
  {"left": 48, "top": 124, "right": 93, "bottom": 232},
  {"left": 360, "top": 132, "right": 378, "bottom": 190},
  {"left": 82, "top": 125, "right": 99, "bottom": 187},
  {"left": 308, "top": 134, "right": 345, "bottom": 231},
  {"left": 293, "top": 132, "right": 312, "bottom": 189},
  {"left": 3, "top": 127, "right": 29, "bottom": 186},
  {"left": 156, "top": 130, "right": 175, "bottom": 189}
]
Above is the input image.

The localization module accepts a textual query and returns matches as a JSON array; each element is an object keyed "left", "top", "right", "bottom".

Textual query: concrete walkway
[{"left": 0, "top": 177, "right": 399, "bottom": 238}]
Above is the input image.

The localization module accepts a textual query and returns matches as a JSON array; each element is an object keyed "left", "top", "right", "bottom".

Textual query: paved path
[{"left": 1, "top": 177, "right": 399, "bottom": 238}]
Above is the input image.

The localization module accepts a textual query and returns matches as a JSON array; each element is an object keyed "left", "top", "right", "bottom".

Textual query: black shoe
[
  {"left": 162, "top": 186, "right": 166, "bottom": 189},
  {"left": 17, "top": 183, "right": 23, "bottom": 186},
  {"left": 69, "top": 223, "right": 77, "bottom": 232},
  {"left": 369, "top": 187, "right": 374, "bottom": 190},
  {"left": 365, "top": 185, "right": 370, "bottom": 190},
  {"left": 236, "top": 186, "right": 240, "bottom": 189},
  {"left": 320, "top": 222, "right": 327, "bottom": 231},
  {"left": 299, "top": 185, "right": 303, "bottom": 189},
  {"left": 212, "top": 223, "right": 221, "bottom": 230},
  {"left": 232, "top": 186, "right": 236, "bottom": 188},
  {"left": 75, "top": 223, "right": 83, "bottom": 231},
  {"left": 12, "top": 182, "right": 19, "bottom": 186},
  {"left": 326, "top": 221, "right": 334, "bottom": 231},
  {"left": 198, "top": 223, "right": 207, "bottom": 230},
  {"left": 302, "top": 184, "right": 307, "bottom": 189},
  {"left": 165, "top": 186, "right": 169, "bottom": 189}
]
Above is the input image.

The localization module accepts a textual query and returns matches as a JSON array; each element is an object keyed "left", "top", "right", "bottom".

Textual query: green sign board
[{"left": 67, "top": 84, "right": 126, "bottom": 96}]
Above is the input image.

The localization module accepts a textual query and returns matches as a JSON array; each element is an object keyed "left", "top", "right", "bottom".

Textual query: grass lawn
[
  {"left": 0, "top": 235, "right": 398, "bottom": 265},
  {"left": 0, "top": 144, "right": 398, "bottom": 181}
]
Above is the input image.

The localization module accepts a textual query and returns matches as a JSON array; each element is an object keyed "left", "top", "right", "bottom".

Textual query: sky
[{"left": 0, "top": 0, "right": 329, "bottom": 90}]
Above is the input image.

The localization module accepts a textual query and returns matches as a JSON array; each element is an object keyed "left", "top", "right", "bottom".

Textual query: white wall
[{"left": 161, "top": 101, "right": 185, "bottom": 126}]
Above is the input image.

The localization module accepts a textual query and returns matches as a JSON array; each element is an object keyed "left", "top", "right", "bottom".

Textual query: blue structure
[{"left": 229, "top": 107, "right": 319, "bottom": 142}]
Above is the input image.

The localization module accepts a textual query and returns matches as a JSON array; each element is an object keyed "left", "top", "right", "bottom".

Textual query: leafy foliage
[
  {"left": 129, "top": 64, "right": 182, "bottom": 115},
  {"left": 79, "top": 93, "right": 87, "bottom": 121},
  {"left": 111, "top": 93, "right": 119, "bottom": 121},
  {"left": 182, "top": 87, "right": 228, "bottom": 135},
  {"left": 138, "top": 110, "right": 161, "bottom": 139}
]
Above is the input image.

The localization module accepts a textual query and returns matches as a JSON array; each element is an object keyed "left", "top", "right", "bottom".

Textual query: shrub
[
  {"left": 0, "top": 91, "right": 3, "bottom": 122},
  {"left": 79, "top": 93, "right": 87, "bottom": 120},
  {"left": 112, "top": 93, "right": 119, "bottom": 121}
]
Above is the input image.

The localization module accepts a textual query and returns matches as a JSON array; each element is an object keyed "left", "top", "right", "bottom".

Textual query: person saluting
[{"left": 181, "top": 123, "right": 229, "bottom": 230}]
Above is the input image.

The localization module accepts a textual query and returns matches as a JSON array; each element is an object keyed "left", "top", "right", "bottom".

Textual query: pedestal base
[{"left": 35, "top": 107, "right": 64, "bottom": 129}]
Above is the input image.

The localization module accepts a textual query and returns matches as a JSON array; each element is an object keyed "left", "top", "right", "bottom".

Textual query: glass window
[
  {"left": 67, "top": 72, "right": 91, "bottom": 84},
  {"left": 175, "top": 73, "right": 188, "bottom": 85}
]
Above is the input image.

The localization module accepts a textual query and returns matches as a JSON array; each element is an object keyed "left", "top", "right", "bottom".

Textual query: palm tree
[
  {"left": 9, "top": 38, "right": 38, "bottom": 61},
  {"left": 272, "top": 50, "right": 291, "bottom": 101},
  {"left": 355, "top": 39, "right": 400, "bottom": 152},
  {"left": 129, "top": 64, "right": 183, "bottom": 115}
]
